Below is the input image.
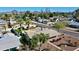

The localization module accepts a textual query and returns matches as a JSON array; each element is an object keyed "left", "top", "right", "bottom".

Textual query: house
[
  {"left": 50, "top": 16, "right": 68, "bottom": 22},
  {"left": 50, "top": 16, "right": 59, "bottom": 22},
  {"left": 37, "top": 17, "right": 49, "bottom": 24},
  {"left": 68, "top": 20, "right": 79, "bottom": 28},
  {"left": 0, "top": 32, "right": 20, "bottom": 51}
]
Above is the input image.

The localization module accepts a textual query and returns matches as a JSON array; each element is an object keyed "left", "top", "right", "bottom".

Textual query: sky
[{"left": 0, "top": 7, "right": 78, "bottom": 12}]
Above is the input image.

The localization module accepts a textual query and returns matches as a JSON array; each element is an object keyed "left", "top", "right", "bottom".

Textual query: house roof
[
  {"left": 69, "top": 21, "right": 79, "bottom": 27},
  {"left": 0, "top": 32, "right": 20, "bottom": 50}
]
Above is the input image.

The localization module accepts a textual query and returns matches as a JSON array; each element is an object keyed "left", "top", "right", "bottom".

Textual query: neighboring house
[
  {"left": 49, "top": 17, "right": 59, "bottom": 25},
  {"left": 50, "top": 16, "right": 68, "bottom": 22},
  {"left": 50, "top": 16, "right": 59, "bottom": 21},
  {"left": 67, "top": 15, "right": 73, "bottom": 18},
  {"left": 67, "top": 15, "right": 76, "bottom": 21},
  {"left": 0, "top": 32, "right": 20, "bottom": 51},
  {"left": 37, "top": 17, "right": 49, "bottom": 24},
  {"left": 21, "top": 23, "right": 36, "bottom": 29},
  {"left": 68, "top": 20, "right": 79, "bottom": 28}
]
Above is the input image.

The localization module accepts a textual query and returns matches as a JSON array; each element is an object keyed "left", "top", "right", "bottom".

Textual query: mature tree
[
  {"left": 16, "top": 18, "right": 24, "bottom": 28},
  {"left": 30, "top": 35, "right": 39, "bottom": 49},
  {"left": 20, "top": 33, "right": 31, "bottom": 50},
  {"left": 73, "top": 9, "right": 79, "bottom": 22},
  {"left": 1, "top": 14, "right": 11, "bottom": 20},
  {"left": 37, "top": 33, "right": 49, "bottom": 50},
  {"left": 54, "top": 22, "right": 65, "bottom": 32},
  {"left": 39, "top": 33, "right": 49, "bottom": 43},
  {"left": 49, "top": 13, "right": 53, "bottom": 17},
  {"left": 30, "top": 33, "right": 49, "bottom": 50},
  {"left": 2, "top": 14, "right": 9, "bottom": 20},
  {"left": 1, "top": 14, "right": 13, "bottom": 28},
  {"left": 24, "top": 19, "right": 32, "bottom": 29}
]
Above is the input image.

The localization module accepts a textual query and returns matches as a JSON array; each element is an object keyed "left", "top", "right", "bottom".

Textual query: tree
[
  {"left": 54, "top": 22, "right": 65, "bottom": 32},
  {"left": 24, "top": 19, "right": 32, "bottom": 29},
  {"left": 1, "top": 14, "right": 11, "bottom": 20},
  {"left": 39, "top": 33, "right": 49, "bottom": 43},
  {"left": 20, "top": 33, "right": 31, "bottom": 50},
  {"left": 37, "top": 33, "right": 49, "bottom": 50},
  {"left": 73, "top": 9, "right": 79, "bottom": 22},
  {"left": 16, "top": 18, "right": 24, "bottom": 28},
  {"left": 30, "top": 35, "right": 39, "bottom": 49},
  {"left": 49, "top": 13, "right": 53, "bottom": 17},
  {"left": 30, "top": 33, "right": 49, "bottom": 50}
]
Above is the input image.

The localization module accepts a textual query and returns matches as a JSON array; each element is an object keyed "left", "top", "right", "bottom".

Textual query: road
[
  {"left": 32, "top": 21, "right": 52, "bottom": 28},
  {"left": 59, "top": 30, "right": 79, "bottom": 39}
]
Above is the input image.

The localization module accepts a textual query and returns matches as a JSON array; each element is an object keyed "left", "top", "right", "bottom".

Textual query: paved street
[
  {"left": 59, "top": 30, "right": 79, "bottom": 39},
  {"left": 32, "top": 21, "right": 51, "bottom": 28}
]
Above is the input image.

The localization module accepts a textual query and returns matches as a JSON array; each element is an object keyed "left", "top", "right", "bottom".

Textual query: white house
[{"left": 37, "top": 17, "right": 49, "bottom": 24}]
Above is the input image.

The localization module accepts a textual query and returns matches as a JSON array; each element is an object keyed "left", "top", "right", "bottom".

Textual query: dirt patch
[{"left": 49, "top": 34, "right": 79, "bottom": 51}]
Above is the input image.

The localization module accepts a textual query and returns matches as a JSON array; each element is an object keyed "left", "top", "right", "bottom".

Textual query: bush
[{"left": 54, "top": 22, "right": 65, "bottom": 31}]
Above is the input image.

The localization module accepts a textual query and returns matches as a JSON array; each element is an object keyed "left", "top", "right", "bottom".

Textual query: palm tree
[{"left": 24, "top": 19, "right": 32, "bottom": 29}]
